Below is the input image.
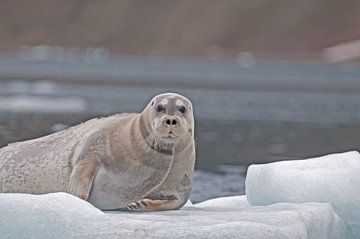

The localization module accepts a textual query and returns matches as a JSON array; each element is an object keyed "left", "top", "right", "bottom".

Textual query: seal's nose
[{"left": 163, "top": 116, "right": 178, "bottom": 126}]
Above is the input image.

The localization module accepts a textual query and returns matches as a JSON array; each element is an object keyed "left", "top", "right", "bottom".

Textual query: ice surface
[
  {"left": 0, "top": 193, "right": 103, "bottom": 238},
  {"left": 246, "top": 151, "right": 360, "bottom": 236},
  {"left": 194, "top": 195, "right": 249, "bottom": 208},
  {"left": 0, "top": 193, "right": 353, "bottom": 239}
]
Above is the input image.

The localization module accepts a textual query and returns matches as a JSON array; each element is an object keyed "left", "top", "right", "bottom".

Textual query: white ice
[
  {"left": 246, "top": 151, "right": 360, "bottom": 236},
  {"left": 0, "top": 193, "right": 353, "bottom": 239}
]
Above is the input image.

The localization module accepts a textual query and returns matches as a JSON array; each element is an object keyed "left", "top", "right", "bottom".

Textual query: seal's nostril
[
  {"left": 166, "top": 119, "right": 171, "bottom": 125},
  {"left": 171, "top": 119, "right": 177, "bottom": 125}
]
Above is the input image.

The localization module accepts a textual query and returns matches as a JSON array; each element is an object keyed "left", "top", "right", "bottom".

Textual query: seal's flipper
[
  {"left": 126, "top": 197, "right": 182, "bottom": 212},
  {"left": 68, "top": 158, "right": 99, "bottom": 200}
]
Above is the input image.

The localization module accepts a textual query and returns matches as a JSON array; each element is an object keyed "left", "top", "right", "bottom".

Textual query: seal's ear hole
[{"left": 151, "top": 101, "right": 154, "bottom": 106}]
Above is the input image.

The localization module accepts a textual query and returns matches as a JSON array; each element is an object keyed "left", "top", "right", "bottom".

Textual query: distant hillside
[{"left": 0, "top": 0, "right": 360, "bottom": 57}]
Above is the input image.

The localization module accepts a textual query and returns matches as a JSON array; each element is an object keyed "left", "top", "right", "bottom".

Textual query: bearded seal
[{"left": 0, "top": 93, "right": 196, "bottom": 211}]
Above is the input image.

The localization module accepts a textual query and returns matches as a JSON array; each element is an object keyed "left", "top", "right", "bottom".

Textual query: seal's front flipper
[
  {"left": 68, "top": 159, "right": 99, "bottom": 201},
  {"left": 126, "top": 196, "right": 181, "bottom": 212}
]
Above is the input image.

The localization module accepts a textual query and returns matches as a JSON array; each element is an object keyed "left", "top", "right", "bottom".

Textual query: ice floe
[
  {"left": 0, "top": 193, "right": 353, "bottom": 239},
  {"left": 246, "top": 151, "right": 360, "bottom": 237}
]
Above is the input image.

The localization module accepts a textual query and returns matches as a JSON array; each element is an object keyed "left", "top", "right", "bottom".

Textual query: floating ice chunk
[
  {"left": 246, "top": 151, "right": 360, "bottom": 233},
  {"left": 50, "top": 122, "right": 69, "bottom": 132},
  {"left": 0, "top": 95, "right": 87, "bottom": 113},
  {"left": 0, "top": 193, "right": 353, "bottom": 238},
  {"left": 182, "top": 199, "right": 193, "bottom": 208}
]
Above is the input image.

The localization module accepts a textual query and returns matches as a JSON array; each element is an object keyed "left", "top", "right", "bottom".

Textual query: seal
[{"left": 0, "top": 93, "right": 196, "bottom": 211}]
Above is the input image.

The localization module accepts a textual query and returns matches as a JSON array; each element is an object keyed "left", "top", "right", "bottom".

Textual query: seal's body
[{"left": 0, "top": 93, "right": 196, "bottom": 211}]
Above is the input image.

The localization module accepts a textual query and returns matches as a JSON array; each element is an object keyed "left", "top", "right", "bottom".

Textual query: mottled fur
[{"left": 0, "top": 93, "right": 196, "bottom": 211}]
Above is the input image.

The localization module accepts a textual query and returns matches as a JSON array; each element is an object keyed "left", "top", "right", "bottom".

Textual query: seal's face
[{"left": 147, "top": 93, "right": 194, "bottom": 143}]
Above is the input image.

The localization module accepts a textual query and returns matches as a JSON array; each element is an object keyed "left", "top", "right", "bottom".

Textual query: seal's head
[{"left": 143, "top": 93, "right": 194, "bottom": 145}]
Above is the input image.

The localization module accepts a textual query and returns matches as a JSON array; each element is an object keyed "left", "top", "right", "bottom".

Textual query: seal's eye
[
  {"left": 156, "top": 105, "right": 166, "bottom": 113},
  {"left": 179, "top": 106, "right": 186, "bottom": 114}
]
